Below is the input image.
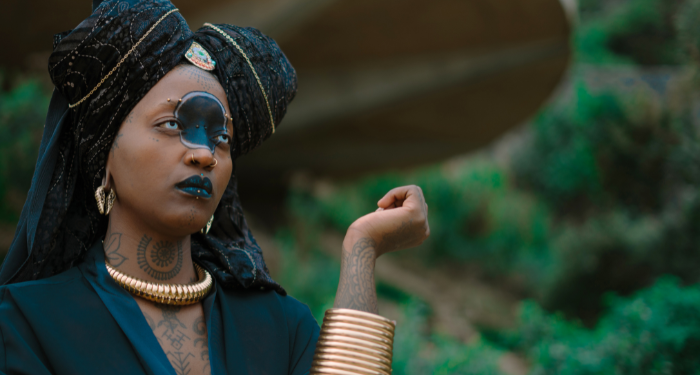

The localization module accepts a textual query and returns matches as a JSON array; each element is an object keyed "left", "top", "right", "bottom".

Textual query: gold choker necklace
[{"left": 105, "top": 261, "right": 213, "bottom": 305}]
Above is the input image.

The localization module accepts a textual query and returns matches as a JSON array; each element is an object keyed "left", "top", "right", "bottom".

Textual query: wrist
[
  {"left": 342, "top": 234, "right": 378, "bottom": 261},
  {"left": 344, "top": 225, "right": 382, "bottom": 259}
]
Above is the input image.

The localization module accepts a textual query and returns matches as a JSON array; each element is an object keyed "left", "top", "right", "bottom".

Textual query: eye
[
  {"left": 217, "top": 134, "right": 231, "bottom": 144},
  {"left": 159, "top": 120, "right": 180, "bottom": 130}
]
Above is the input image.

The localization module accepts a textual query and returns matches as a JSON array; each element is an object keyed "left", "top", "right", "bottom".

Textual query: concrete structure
[{"left": 1, "top": 0, "right": 571, "bottom": 194}]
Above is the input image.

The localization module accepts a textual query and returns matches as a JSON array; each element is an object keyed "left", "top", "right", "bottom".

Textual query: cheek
[
  {"left": 214, "top": 154, "right": 233, "bottom": 196},
  {"left": 113, "top": 134, "right": 177, "bottom": 193}
]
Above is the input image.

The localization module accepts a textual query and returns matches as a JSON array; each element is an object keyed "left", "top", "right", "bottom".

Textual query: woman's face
[{"left": 106, "top": 64, "right": 233, "bottom": 236}]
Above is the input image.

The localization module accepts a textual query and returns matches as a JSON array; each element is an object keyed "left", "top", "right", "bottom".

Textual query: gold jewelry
[
  {"left": 184, "top": 41, "right": 216, "bottom": 71},
  {"left": 95, "top": 185, "right": 117, "bottom": 215},
  {"left": 69, "top": 9, "right": 180, "bottom": 108},
  {"left": 95, "top": 186, "right": 106, "bottom": 214},
  {"left": 105, "top": 188, "right": 116, "bottom": 215},
  {"left": 105, "top": 261, "right": 212, "bottom": 305},
  {"left": 203, "top": 23, "right": 276, "bottom": 134},
  {"left": 310, "top": 309, "right": 396, "bottom": 375},
  {"left": 210, "top": 158, "right": 217, "bottom": 168},
  {"left": 191, "top": 153, "right": 196, "bottom": 164},
  {"left": 201, "top": 214, "right": 214, "bottom": 234}
]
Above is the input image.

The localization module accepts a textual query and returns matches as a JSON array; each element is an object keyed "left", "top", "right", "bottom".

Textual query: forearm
[{"left": 333, "top": 236, "right": 378, "bottom": 314}]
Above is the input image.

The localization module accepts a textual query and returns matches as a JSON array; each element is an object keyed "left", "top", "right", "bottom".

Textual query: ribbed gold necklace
[{"left": 105, "top": 261, "right": 213, "bottom": 305}]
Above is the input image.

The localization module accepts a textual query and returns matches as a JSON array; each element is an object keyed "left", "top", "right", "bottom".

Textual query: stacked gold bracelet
[{"left": 311, "top": 308, "right": 396, "bottom": 375}]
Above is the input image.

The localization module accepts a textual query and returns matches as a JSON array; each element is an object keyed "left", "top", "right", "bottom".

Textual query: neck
[{"left": 103, "top": 206, "right": 196, "bottom": 285}]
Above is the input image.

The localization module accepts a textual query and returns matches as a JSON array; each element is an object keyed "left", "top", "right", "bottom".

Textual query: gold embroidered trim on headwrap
[
  {"left": 203, "top": 23, "right": 276, "bottom": 134},
  {"left": 69, "top": 8, "right": 180, "bottom": 109}
]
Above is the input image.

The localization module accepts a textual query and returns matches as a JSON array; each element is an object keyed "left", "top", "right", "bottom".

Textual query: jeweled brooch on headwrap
[{"left": 185, "top": 42, "right": 216, "bottom": 71}]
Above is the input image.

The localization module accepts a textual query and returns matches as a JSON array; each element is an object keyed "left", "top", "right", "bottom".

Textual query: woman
[{"left": 0, "top": 0, "right": 429, "bottom": 374}]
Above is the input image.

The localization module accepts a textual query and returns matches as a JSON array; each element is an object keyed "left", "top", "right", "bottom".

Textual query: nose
[{"left": 186, "top": 148, "right": 215, "bottom": 169}]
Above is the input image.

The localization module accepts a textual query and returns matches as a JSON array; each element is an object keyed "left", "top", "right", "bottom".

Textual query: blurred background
[{"left": 3, "top": 0, "right": 700, "bottom": 373}]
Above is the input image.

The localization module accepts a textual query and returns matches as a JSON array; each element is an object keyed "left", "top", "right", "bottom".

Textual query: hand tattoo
[{"left": 380, "top": 220, "right": 417, "bottom": 252}]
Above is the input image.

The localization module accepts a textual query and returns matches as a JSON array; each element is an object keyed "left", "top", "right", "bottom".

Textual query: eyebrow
[{"left": 145, "top": 101, "right": 176, "bottom": 118}]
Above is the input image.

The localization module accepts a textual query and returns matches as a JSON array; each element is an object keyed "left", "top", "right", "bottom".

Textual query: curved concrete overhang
[
  {"left": 1, "top": 0, "right": 572, "bottom": 190},
  {"left": 210, "top": 0, "right": 574, "bottom": 188}
]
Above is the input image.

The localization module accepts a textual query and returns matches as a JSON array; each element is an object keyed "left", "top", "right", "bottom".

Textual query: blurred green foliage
[
  {"left": 506, "top": 277, "right": 700, "bottom": 375},
  {"left": 3, "top": 0, "right": 700, "bottom": 373},
  {"left": 274, "top": 0, "right": 700, "bottom": 373},
  {"left": 576, "top": 0, "right": 686, "bottom": 65},
  {"left": 0, "top": 74, "right": 49, "bottom": 224}
]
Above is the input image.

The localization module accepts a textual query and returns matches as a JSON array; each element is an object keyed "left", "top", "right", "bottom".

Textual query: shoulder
[
  {"left": 0, "top": 267, "right": 88, "bottom": 319},
  {"left": 0, "top": 267, "right": 91, "bottom": 374},
  {"left": 0, "top": 266, "right": 85, "bottom": 305}
]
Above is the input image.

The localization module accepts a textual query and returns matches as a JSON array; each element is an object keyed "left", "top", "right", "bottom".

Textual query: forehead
[{"left": 137, "top": 64, "right": 229, "bottom": 112}]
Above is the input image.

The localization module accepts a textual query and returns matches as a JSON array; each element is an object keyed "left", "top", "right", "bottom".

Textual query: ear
[{"left": 103, "top": 161, "right": 114, "bottom": 191}]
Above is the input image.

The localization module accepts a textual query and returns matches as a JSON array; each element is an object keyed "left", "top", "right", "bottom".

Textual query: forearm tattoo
[
  {"left": 137, "top": 235, "right": 184, "bottom": 280},
  {"left": 334, "top": 238, "right": 378, "bottom": 314}
]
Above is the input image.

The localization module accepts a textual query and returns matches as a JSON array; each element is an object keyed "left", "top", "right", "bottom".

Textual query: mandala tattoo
[
  {"left": 137, "top": 235, "right": 183, "bottom": 280},
  {"left": 151, "top": 241, "right": 177, "bottom": 267}
]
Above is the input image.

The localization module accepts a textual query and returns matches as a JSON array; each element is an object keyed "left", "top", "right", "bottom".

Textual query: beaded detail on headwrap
[
  {"left": 68, "top": 8, "right": 180, "bottom": 109},
  {"left": 204, "top": 23, "right": 276, "bottom": 134},
  {"left": 184, "top": 41, "right": 216, "bottom": 71}
]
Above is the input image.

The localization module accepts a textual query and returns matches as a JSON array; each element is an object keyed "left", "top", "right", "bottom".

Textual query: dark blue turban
[{"left": 0, "top": 0, "right": 297, "bottom": 294}]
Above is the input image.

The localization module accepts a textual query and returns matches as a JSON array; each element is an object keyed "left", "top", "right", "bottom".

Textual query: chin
[{"left": 150, "top": 206, "right": 212, "bottom": 237}]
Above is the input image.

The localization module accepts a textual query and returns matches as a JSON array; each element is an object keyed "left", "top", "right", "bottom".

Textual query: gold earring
[
  {"left": 95, "top": 186, "right": 106, "bottom": 214},
  {"left": 201, "top": 215, "right": 214, "bottom": 234},
  {"left": 105, "top": 189, "right": 117, "bottom": 215}
]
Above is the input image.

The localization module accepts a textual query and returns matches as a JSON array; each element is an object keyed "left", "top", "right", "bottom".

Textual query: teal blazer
[{"left": 0, "top": 243, "right": 319, "bottom": 374}]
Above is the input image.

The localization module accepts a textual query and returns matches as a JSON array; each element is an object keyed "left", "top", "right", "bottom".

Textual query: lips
[{"left": 175, "top": 175, "right": 213, "bottom": 199}]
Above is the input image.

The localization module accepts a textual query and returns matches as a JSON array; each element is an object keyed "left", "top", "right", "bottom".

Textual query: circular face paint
[{"left": 173, "top": 91, "right": 228, "bottom": 153}]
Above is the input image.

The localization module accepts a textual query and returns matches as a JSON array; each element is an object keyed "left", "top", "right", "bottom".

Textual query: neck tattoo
[{"left": 136, "top": 235, "right": 184, "bottom": 281}]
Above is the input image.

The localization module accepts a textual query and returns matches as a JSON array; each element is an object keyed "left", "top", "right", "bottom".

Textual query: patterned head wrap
[{"left": 0, "top": 0, "right": 297, "bottom": 294}]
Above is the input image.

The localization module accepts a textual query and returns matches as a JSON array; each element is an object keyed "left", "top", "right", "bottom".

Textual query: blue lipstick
[{"left": 176, "top": 175, "right": 213, "bottom": 199}]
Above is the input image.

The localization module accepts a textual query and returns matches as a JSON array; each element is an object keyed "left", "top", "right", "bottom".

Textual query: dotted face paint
[{"left": 174, "top": 91, "right": 228, "bottom": 154}]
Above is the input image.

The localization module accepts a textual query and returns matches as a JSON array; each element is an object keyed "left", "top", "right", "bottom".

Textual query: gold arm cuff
[
  {"left": 313, "top": 353, "right": 392, "bottom": 373},
  {"left": 311, "top": 309, "right": 396, "bottom": 374}
]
